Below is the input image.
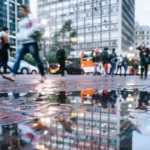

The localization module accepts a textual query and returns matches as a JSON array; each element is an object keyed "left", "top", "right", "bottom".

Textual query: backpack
[
  {"left": 102, "top": 52, "right": 110, "bottom": 63},
  {"left": 0, "top": 31, "right": 5, "bottom": 50}
]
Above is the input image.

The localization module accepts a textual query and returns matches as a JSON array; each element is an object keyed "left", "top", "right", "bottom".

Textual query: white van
[{"left": 0, "top": 57, "right": 38, "bottom": 74}]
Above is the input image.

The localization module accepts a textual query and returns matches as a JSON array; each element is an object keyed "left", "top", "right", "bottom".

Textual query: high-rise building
[
  {"left": 135, "top": 22, "right": 150, "bottom": 57},
  {"left": 37, "top": 0, "right": 135, "bottom": 57},
  {"left": 0, "top": 0, "right": 29, "bottom": 51}
]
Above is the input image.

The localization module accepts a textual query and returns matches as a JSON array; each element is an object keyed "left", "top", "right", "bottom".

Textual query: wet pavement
[{"left": 0, "top": 75, "right": 150, "bottom": 150}]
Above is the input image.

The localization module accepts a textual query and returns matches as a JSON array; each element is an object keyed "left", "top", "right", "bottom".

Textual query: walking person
[
  {"left": 109, "top": 48, "right": 117, "bottom": 77},
  {"left": 133, "top": 60, "right": 139, "bottom": 75},
  {"left": 0, "top": 27, "right": 10, "bottom": 74},
  {"left": 122, "top": 56, "right": 129, "bottom": 76},
  {"left": 56, "top": 45, "right": 66, "bottom": 76},
  {"left": 2, "top": 5, "right": 46, "bottom": 82},
  {"left": 92, "top": 49, "right": 100, "bottom": 76},
  {"left": 101, "top": 47, "right": 110, "bottom": 76},
  {"left": 140, "top": 52, "right": 149, "bottom": 79},
  {"left": 116, "top": 55, "right": 123, "bottom": 76}
]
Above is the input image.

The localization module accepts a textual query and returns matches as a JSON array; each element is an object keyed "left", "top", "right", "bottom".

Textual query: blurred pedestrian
[
  {"left": 2, "top": 5, "right": 46, "bottom": 82},
  {"left": 109, "top": 48, "right": 117, "bottom": 77},
  {"left": 0, "top": 27, "right": 11, "bottom": 74},
  {"left": 133, "top": 60, "right": 139, "bottom": 75},
  {"left": 101, "top": 47, "right": 110, "bottom": 76},
  {"left": 122, "top": 56, "right": 129, "bottom": 76},
  {"left": 56, "top": 45, "right": 66, "bottom": 76},
  {"left": 92, "top": 49, "right": 100, "bottom": 76},
  {"left": 140, "top": 52, "right": 149, "bottom": 79},
  {"left": 116, "top": 55, "right": 123, "bottom": 76}
]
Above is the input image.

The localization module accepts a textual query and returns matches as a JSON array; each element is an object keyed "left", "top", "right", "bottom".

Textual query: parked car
[
  {"left": 0, "top": 57, "right": 39, "bottom": 74},
  {"left": 49, "top": 61, "right": 84, "bottom": 75}
]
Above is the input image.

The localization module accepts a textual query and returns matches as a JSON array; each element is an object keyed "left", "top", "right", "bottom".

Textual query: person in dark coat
[
  {"left": 92, "top": 50, "right": 100, "bottom": 76},
  {"left": 110, "top": 48, "right": 117, "bottom": 77},
  {"left": 101, "top": 47, "right": 110, "bottom": 76},
  {"left": 140, "top": 52, "right": 149, "bottom": 79},
  {"left": 122, "top": 56, "right": 129, "bottom": 76},
  {"left": 0, "top": 27, "right": 10, "bottom": 74},
  {"left": 56, "top": 45, "right": 66, "bottom": 76}
]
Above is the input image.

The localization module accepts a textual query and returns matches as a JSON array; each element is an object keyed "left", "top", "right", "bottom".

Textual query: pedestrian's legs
[
  {"left": 61, "top": 61, "right": 65, "bottom": 76},
  {"left": 110, "top": 64, "right": 113, "bottom": 75},
  {"left": 145, "top": 65, "right": 148, "bottom": 79},
  {"left": 3, "top": 51, "right": 8, "bottom": 74},
  {"left": 141, "top": 66, "right": 144, "bottom": 79},
  {"left": 116, "top": 65, "right": 119, "bottom": 75},
  {"left": 93, "top": 63, "right": 98, "bottom": 75},
  {"left": 124, "top": 66, "right": 127, "bottom": 76},
  {"left": 112, "top": 63, "right": 116, "bottom": 75},
  {"left": 2, "top": 44, "right": 26, "bottom": 81},
  {"left": 28, "top": 43, "right": 45, "bottom": 76},
  {"left": 12, "top": 44, "right": 26, "bottom": 75},
  {"left": 104, "top": 63, "right": 108, "bottom": 75},
  {"left": 119, "top": 66, "right": 122, "bottom": 76}
]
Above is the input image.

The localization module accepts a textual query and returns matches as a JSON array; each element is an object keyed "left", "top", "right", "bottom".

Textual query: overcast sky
[
  {"left": 135, "top": 0, "right": 150, "bottom": 26},
  {"left": 30, "top": 0, "right": 150, "bottom": 26}
]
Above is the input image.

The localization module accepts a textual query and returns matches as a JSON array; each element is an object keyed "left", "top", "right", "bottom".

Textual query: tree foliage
[{"left": 52, "top": 20, "right": 77, "bottom": 55}]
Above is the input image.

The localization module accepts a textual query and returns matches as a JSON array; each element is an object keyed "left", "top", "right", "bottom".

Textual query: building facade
[
  {"left": 135, "top": 22, "right": 150, "bottom": 57},
  {"left": 0, "top": 0, "right": 29, "bottom": 51},
  {"left": 37, "top": 0, "right": 135, "bottom": 57}
]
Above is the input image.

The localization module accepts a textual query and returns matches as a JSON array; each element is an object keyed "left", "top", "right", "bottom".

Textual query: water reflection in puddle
[{"left": 0, "top": 89, "right": 150, "bottom": 150}]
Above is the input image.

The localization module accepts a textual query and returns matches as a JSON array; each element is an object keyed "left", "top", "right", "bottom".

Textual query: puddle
[{"left": 0, "top": 89, "right": 150, "bottom": 150}]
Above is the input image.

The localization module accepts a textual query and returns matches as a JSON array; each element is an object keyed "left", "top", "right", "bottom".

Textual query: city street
[
  {"left": 0, "top": 75, "right": 150, "bottom": 92},
  {"left": 1, "top": 0, "right": 150, "bottom": 149}
]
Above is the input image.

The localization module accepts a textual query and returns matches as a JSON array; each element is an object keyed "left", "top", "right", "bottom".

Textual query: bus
[
  {"left": 80, "top": 49, "right": 112, "bottom": 74},
  {"left": 80, "top": 49, "right": 104, "bottom": 74},
  {"left": 80, "top": 50, "right": 140, "bottom": 75}
]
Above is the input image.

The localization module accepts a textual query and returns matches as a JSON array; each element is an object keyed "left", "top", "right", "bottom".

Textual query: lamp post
[
  {"left": 41, "top": 19, "right": 49, "bottom": 58},
  {"left": 43, "top": 31, "right": 49, "bottom": 58}
]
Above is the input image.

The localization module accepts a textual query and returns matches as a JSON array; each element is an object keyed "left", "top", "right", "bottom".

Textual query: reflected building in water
[{"left": 39, "top": 89, "right": 140, "bottom": 150}]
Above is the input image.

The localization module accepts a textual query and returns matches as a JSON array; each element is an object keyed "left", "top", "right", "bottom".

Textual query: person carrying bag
[{"left": 2, "top": 5, "right": 46, "bottom": 82}]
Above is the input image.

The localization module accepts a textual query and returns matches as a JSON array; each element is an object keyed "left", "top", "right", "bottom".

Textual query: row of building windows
[
  {"left": 45, "top": 40, "right": 117, "bottom": 49},
  {"left": 136, "top": 31, "right": 150, "bottom": 35},
  {"left": 38, "top": 0, "right": 119, "bottom": 7},
  {"left": 135, "top": 42, "right": 149, "bottom": 46}
]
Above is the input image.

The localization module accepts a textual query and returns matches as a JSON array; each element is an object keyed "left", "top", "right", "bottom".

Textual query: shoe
[
  {"left": 2, "top": 74, "right": 15, "bottom": 82},
  {"left": 40, "top": 76, "right": 47, "bottom": 82}
]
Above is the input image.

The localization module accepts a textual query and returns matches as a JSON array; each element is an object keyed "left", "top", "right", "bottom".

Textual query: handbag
[{"left": 27, "top": 15, "right": 45, "bottom": 41}]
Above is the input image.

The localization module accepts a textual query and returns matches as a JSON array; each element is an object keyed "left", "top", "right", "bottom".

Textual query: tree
[{"left": 52, "top": 20, "right": 77, "bottom": 55}]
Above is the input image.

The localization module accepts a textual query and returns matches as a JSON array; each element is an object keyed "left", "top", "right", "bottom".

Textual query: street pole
[{"left": 43, "top": 38, "right": 46, "bottom": 58}]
